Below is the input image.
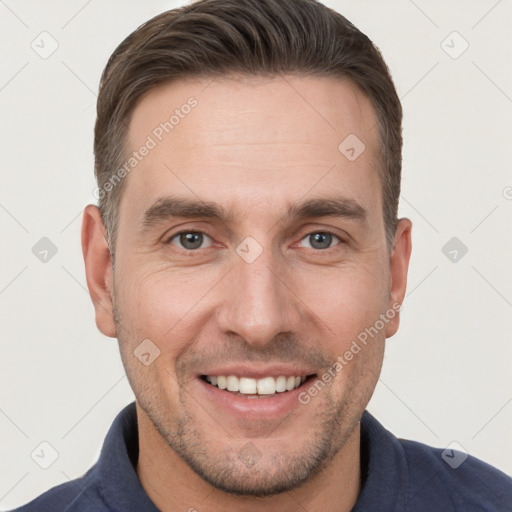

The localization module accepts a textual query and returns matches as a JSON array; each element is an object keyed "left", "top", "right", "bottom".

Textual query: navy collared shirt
[{"left": 11, "top": 402, "right": 512, "bottom": 511}]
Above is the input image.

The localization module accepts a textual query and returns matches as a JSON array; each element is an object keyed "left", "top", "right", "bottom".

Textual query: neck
[{"left": 136, "top": 402, "right": 361, "bottom": 512}]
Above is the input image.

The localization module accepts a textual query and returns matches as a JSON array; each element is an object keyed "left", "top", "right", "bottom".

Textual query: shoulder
[
  {"left": 358, "top": 411, "right": 512, "bottom": 511},
  {"left": 9, "top": 402, "right": 145, "bottom": 512},
  {"left": 400, "top": 438, "right": 512, "bottom": 511},
  {"left": 9, "top": 466, "right": 108, "bottom": 512}
]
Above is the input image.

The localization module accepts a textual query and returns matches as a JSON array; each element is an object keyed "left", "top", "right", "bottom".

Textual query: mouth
[
  {"left": 200, "top": 374, "right": 317, "bottom": 398},
  {"left": 196, "top": 365, "right": 320, "bottom": 419}
]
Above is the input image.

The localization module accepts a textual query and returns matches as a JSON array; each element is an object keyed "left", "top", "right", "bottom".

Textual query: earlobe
[
  {"left": 81, "top": 204, "right": 117, "bottom": 338},
  {"left": 385, "top": 218, "right": 412, "bottom": 338}
]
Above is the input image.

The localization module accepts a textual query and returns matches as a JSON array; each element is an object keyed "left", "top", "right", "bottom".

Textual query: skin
[{"left": 82, "top": 74, "right": 412, "bottom": 512}]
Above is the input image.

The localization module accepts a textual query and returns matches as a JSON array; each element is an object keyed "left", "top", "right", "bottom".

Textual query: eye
[
  {"left": 298, "top": 231, "right": 342, "bottom": 250},
  {"left": 167, "top": 231, "right": 213, "bottom": 251}
]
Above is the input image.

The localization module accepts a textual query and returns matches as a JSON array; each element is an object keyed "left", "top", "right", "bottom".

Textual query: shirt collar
[
  {"left": 352, "top": 410, "right": 408, "bottom": 511},
  {"left": 97, "top": 402, "right": 160, "bottom": 511}
]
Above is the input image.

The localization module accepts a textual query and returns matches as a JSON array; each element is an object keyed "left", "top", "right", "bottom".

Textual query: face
[{"left": 83, "top": 74, "right": 411, "bottom": 496}]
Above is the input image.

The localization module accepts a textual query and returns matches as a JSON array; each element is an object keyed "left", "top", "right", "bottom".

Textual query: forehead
[{"left": 121, "top": 74, "right": 382, "bottom": 226}]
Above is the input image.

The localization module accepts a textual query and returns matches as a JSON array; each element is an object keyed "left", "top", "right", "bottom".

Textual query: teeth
[
  {"left": 239, "top": 377, "right": 257, "bottom": 394},
  {"left": 217, "top": 376, "right": 227, "bottom": 389},
  {"left": 275, "top": 375, "right": 287, "bottom": 392},
  {"left": 257, "top": 376, "right": 276, "bottom": 395},
  {"left": 226, "top": 375, "right": 239, "bottom": 392},
  {"left": 204, "top": 374, "right": 307, "bottom": 395}
]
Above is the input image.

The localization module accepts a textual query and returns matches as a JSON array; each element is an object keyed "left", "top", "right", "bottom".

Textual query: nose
[{"left": 216, "top": 245, "right": 299, "bottom": 348}]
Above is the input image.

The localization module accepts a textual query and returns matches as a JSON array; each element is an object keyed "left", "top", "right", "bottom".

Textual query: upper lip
[{"left": 199, "top": 364, "right": 317, "bottom": 379}]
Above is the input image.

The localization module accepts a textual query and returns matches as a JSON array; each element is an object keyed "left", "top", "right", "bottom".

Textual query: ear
[
  {"left": 81, "top": 204, "right": 117, "bottom": 338},
  {"left": 385, "top": 217, "right": 412, "bottom": 338}
]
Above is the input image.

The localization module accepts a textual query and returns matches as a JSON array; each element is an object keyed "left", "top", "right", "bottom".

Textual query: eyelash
[{"left": 165, "top": 229, "right": 344, "bottom": 253}]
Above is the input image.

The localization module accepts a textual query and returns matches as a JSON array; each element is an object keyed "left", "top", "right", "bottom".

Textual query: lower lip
[{"left": 197, "top": 377, "right": 314, "bottom": 421}]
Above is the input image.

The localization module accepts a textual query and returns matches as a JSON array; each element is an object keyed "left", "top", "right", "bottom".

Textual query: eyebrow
[{"left": 140, "top": 194, "right": 367, "bottom": 229}]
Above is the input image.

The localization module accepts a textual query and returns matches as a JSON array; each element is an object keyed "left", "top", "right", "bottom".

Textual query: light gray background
[{"left": 1, "top": 0, "right": 511, "bottom": 509}]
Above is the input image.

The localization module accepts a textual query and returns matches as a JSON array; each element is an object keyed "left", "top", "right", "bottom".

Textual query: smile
[{"left": 201, "top": 374, "right": 315, "bottom": 396}]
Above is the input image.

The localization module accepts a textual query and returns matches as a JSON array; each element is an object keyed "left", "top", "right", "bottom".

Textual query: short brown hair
[{"left": 94, "top": 0, "right": 402, "bottom": 253}]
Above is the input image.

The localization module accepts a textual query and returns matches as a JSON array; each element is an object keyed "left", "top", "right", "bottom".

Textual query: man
[{"left": 13, "top": 0, "right": 512, "bottom": 510}]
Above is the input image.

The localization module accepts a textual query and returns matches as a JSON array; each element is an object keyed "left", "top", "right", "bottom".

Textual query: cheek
[
  {"left": 299, "top": 263, "right": 389, "bottom": 344},
  {"left": 117, "top": 265, "right": 221, "bottom": 352},
  {"left": 114, "top": 269, "right": 211, "bottom": 396}
]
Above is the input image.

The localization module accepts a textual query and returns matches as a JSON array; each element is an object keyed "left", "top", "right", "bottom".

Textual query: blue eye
[
  {"left": 168, "top": 231, "right": 213, "bottom": 250},
  {"left": 166, "top": 230, "right": 341, "bottom": 252},
  {"left": 299, "top": 232, "right": 341, "bottom": 250}
]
